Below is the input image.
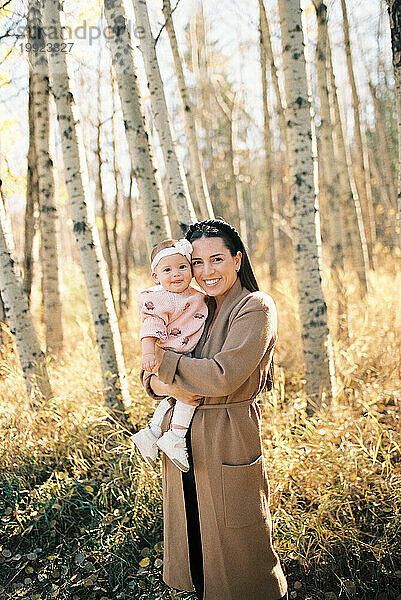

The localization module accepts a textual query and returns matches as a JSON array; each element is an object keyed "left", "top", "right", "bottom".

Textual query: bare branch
[
  {"left": 154, "top": 0, "right": 183, "bottom": 46},
  {"left": 0, "top": 0, "right": 14, "bottom": 11}
]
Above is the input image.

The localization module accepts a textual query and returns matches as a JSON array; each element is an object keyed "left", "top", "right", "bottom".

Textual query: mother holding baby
[{"left": 140, "top": 219, "right": 288, "bottom": 600}]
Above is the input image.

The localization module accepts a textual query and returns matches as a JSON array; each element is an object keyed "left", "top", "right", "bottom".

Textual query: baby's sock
[
  {"left": 171, "top": 426, "right": 188, "bottom": 438},
  {"left": 170, "top": 400, "right": 195, "bottom": 439},
  {"left": 149, "top": 398, "right": 172, "bottom": 438}
]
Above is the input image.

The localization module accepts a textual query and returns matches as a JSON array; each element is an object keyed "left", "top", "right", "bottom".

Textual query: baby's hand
[{"left": 142, "top": 353, "right": 158, "bottom": 373}]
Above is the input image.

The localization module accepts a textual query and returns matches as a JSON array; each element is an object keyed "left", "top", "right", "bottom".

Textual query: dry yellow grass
[{"left": 0, "top": 255, "right": 400, "bottom": 599}]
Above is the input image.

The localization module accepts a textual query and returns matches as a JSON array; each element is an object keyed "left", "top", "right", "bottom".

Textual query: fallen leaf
[{"left": 139, "top": 557, "right": 150, "bottom": 567}]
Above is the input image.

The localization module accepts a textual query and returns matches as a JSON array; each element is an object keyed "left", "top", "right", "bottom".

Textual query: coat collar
[
  {"left": 196, "top": 277, "right": 249, "bottom": 355},
  {"left": 207, "top": 276, "right": 245, "bottom": 320}
]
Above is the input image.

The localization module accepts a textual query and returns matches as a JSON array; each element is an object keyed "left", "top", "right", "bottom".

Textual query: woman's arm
[
  {"left": 150, "top": 375, "right": 202, "bottom": 406},
  {"left": 140, "top": 370, "right": 202, "bottom": 405},
  {"left": 157, "top": 296, "right": 277, "bottom": 398}
]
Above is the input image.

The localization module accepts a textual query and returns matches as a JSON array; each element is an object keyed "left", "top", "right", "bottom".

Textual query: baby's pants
[{"left": 150, "top": 397, "right": 196, "bottom": 432}]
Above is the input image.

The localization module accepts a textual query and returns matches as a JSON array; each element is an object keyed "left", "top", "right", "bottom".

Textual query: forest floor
[{"left": 0, "top": 255, "right": 400, "bottom": 600}]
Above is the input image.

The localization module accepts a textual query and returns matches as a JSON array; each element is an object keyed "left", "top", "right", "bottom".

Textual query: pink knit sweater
[{"left": 137, "top": 285, "right": 208, "bottom": 353}]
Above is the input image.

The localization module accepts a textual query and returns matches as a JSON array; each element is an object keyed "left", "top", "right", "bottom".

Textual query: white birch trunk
[
  {"left": 23, "top": 73, "right": 37, "bottom": 302},
  {"left": 340, "top": 0, "right": 375, "bottom": 268},
  {"left": 42, "top": 0, "right": 130, "bottom": 415},
  {"left": 28, "top": 0, "right": 63, "bottom": 354},
  {"left": 95, "top": 73, "right": 114, "bottom": 291},
  {"left": 212, "top": 89, "right": 236, "bottom": 223},
  {"left": 122, "top": 172, "right": 134, "bottom": 310},
  {"left": 103, "top": 0, "right": 170, "bottom": 247},
  {"left": 277, "top": 0, "right": 333, "bottom": 412},
  {"left": 0, "top": 199, "right": 52, "bottom": 402},
  {"left": 111, "top": 71, "right": 123, "bottom": 314},
  {"left": 368, "top": 80, "right": 397, "bottom": 205},
  {"left": 259, "top": 5, "right": 278, "bottom": 281},
  {"left": 360, "top": 122, "right": 378, "bottom": 270},
  {"left": 259, "top": 0, "right": 287, "bottom": 150},
  {"left": 327, "top": 41, "right": 370, "bottom": 294},
  {"left": 132, "top": 0, "right": 197, "bottom": 234},
  {"left": 313, "top": 0, "right": 347, "bottom": 337},
  {"left": 97, "top": 138, "right": 114, "bottom": 291},
  {"left": 368, "top": 145, "right": 399, "bottom": 247},
  {"left": 232, "top": 96, "right": 250, "bottom": 250},
  {"left": 162, "top": 0, "right": 214, "bottom": 220}
]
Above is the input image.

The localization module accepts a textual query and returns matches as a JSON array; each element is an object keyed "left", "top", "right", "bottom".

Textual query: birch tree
[
  {"left": 327, "top": 40, "right": 369, "bottom": 294},
  {"left": 162, "top": 0, "right": 215, "bottom": 220},
  {"left": 132, "top": 0, "right": 196, "bottom": 234},
  {"left": 122, "top": 172, "right": 134, "bottom": 311},
  {"left": 232, "top": 95, "right": 250, "bottom": 250},
  {"left": 95, "top": 66, "right": 114, "bottom": 290},
  {"left": 259, "top": 0, "right": 287, "bottom": 150},
  {"left": 28, "top": 0, "right": 63, "bottom": 354},
  {"left": 313, "top": 0, "right": 347, "bottom": 336},
  {"left": 111, "top": 71, "right": 123, "bottom": 313},
  {"left": 103, "top": 0, "right": 170, "bottom": 247},
  {"left": 0, "top": 198, "right": 52, "bottom": 402},
  {"left": 259, "top": 2, "right": 278, "bottom": 281},
  {"left": 368, "top": 80, "right": 397, "bottom": 206},
  {"left": 42, "top": 0, "right": 130, "bottom": 415},
  {"left": 386, "top": 0, "right": 401, "bottom": 245},
  {"left": 277, "top": 0, "right": 333, "bottom": 412},
  {"left": 213, "top": 89, "right": 241, "bottom": 231},
  {"left": 23, "top": 74, "right": 37, "bottom": 302},
  {"left": 96, "top": 121, "right": 114, "bottom": 291},
  {"left": 340, "top": 0, "right": 377, "bottom": 268},
  {"left": 189, "top": 5, "right": 215, "bottom": 197}
]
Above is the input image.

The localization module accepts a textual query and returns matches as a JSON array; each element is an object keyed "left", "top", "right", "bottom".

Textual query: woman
[{"left": 141, "top": 220, "right": 288, "bottom": 600}]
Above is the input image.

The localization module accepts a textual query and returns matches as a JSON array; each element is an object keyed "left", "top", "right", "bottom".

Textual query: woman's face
[{"left": 191, "top": 236, "right": 242, "bottom": 301}]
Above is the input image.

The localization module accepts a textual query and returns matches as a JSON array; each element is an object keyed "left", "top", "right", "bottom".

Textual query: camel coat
[{"left": 143, "top": 278, "right": 288, "bottom": 600}]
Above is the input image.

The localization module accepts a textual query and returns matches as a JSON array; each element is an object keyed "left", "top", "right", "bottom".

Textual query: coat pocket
[{"left": 221, "top": 454, "right": 264, "bottom": 528}]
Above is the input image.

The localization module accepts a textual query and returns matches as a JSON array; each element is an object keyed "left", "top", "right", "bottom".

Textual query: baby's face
[{"left": 152, "top": 253, "right": 192, "bottom": 293}]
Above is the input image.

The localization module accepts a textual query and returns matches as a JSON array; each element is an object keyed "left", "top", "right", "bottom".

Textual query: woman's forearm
[
  {"left": 149, "top": 374, "right": 172, "bottom": 397},
  {"left": 150, "top": 374, "right": 202, "bottom": 405}
]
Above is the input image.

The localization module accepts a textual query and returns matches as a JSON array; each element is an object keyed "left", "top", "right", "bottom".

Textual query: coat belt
[{"left": 196, "top": 396, "right": 257, "bottom": 409}]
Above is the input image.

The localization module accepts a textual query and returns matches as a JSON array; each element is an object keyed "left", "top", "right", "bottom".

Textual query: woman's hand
[{"left": 150, "top": 374, "right": 203, "bottom": 406}]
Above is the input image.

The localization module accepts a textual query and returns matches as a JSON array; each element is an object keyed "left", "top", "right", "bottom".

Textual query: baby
[{"left": 131, "top": 238, "right": 207, "bottom": 472}]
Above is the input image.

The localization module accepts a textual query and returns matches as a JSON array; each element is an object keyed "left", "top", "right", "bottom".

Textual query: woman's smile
[{"left": 203, "top": 278, "right": 221, "bottom": 287}]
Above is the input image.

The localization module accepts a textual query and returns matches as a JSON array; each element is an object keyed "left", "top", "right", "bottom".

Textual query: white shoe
[
  {"left": 156, "top": 429, "right": 190, "bottom": 472},
  {"left": 130, "top": 426, "right": 159, "bottom": 468}
]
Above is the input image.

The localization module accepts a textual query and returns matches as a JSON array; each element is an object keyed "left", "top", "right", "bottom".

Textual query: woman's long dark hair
[
  {"left": 185, "top": 219, "right": 259, "bottom": 292},
  {"left": 185, "top": 219, "right": 275, "bottom": 391}
]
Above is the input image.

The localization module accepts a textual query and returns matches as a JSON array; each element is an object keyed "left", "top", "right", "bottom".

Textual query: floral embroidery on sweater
[{"left": 137, "top": 285, "right": 208, "bottom": 353}]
